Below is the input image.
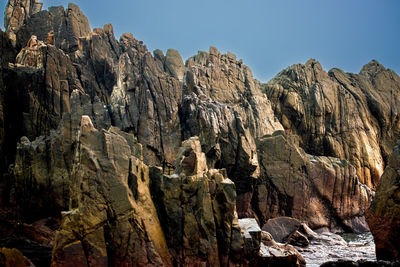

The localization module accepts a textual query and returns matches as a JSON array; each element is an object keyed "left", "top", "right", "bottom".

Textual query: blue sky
[{"left": 1, "top": 0, "right": 399, "bottom": 81}]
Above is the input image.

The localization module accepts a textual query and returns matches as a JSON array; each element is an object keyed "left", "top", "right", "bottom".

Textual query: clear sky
[{"left": 1, "top": 0, "right": 399, "bottom": 81}]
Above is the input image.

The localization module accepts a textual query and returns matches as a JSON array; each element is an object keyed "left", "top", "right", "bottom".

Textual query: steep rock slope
[
  {"left": 0, "top": 0, "right": 400, "bottom": 265},
  {"left": 367, "top": 140, "right": 400, "bottom": 261},
  {"left": 254, "top": 132, "right": 373, "bottom": 231},
  {"left": 181, "top": 47, "right": 283, "bottom": 217},
  {"left": 52, "top": 117, "right": 244, "bottom": 266},
  {"left": 265, "top": 59, "right": 400, "bottom": 188}
]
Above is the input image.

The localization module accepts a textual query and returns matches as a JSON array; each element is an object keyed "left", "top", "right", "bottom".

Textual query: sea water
[{"left": 295, "top": 232, "right": 376, "bottom": 266}]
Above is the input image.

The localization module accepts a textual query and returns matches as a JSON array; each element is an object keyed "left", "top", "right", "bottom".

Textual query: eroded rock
[
  {"left": 265, "top": 59, "right": 400, "bottom": 188},
  {"left": 150, "top": 136, "right": 244, "bottom": 266},
  {"left": 254, "top": 133, "right": 373, "bottom": 231},
  {"left": 52, "top": 116, "right": 172, "bottom": 266},
  {"left": 367, "top": 141, "right": 400, "bottom": 261}
]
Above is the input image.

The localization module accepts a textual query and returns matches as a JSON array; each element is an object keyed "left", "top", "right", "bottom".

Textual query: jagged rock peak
[
  {"left": 164, "top": 48, "right": 185, "bottom": 81},
  {"left": 4, "top": 0, "right": 43, "bottom": 42},
  {"left": 11, "top": 1, "right": 91, "bottom": 52},
  {"left": 360, "top": 59, "right": 388, "bottom": 77}
]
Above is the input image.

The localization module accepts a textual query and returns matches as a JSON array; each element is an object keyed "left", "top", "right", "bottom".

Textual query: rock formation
[
  {"left": 181, "top": 47, "right": 283, "bottom": 217},
  {"left": 265, "top": 59, "right": 400, "bottom": 188},
  {"left": 367, "top": 140, "right": 400, "bottom": 261},
  {"left": 254, "top": 132, "right": 373, "bottom": 231},
  {"left": 0, "top": 0, "right": 399, "bottom": 265}
]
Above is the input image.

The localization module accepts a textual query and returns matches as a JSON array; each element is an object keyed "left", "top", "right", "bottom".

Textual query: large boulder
[
  {"left": 238, "top": 218, "right": 306, "bottom": 267},
  {"left": 367, "top": 140, "right": 400, "bottom": 261}
]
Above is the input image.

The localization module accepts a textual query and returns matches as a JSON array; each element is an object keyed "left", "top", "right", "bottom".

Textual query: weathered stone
[
  {"left": 254, "top": 133, "right": 373, "bottom": 231},
  {"left": 4, "top": 0, "right": 43, "bottom": 46},
  {"left": 15, "top": 35, "right": 46, "bottom": 67},
  {"left": 15, "top": 3, "right": 91, "bottom": 53},
  {"left": 181, "top": 49, "right": 283, "bottom": 217},
  {"left": 164, "top": 48, "right": 185, "bottom": 81},
  {"left": 150, "top": 136, "right": 244, "bottom": 266},
  {"left": 52, "top": 116, "right": 172, "bottom": 266},
  {"left": 110, "top": 33, "right": 183, "bottom": 166},
  {"left": 367, "top": 141, "right": 400, "bottom": 261},
  {"left": 265, "top": 59, "right": 400, "bottom": 188}
]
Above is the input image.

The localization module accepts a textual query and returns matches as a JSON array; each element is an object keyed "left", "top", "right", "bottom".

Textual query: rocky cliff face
[
  {"left": 254, "top": 132, "right": 373, "bottom": 231},
  {"left": 367, "top": 140, "right": 400, "bottom": 261},
  {"left": 265, "top": 59, "right": 400, "bottom": 188},
  {"left": 180, "top": 48, "right": 284, "bottom": 218},
  {"left": 1, "top": 0, "right": 399, "bottom": 265}
]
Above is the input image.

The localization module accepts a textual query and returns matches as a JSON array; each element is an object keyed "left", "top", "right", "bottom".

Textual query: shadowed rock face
[
  {"left": 254, "top": 132, "right": 373, "bottom": 231},
  {"left": 51, "top": 119, "right": 244, "bottom": 267},
  {"left": 52, "top": 116, "right": 172, "bottom": 267},
  {"left": 265, "top": 59, "right": 400, "bottom": 188},
  {"left": 367, "top": 140, "right": 400, "bottom": 261}
]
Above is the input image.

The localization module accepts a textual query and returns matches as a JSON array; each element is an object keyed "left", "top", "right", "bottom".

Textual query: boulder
[{"left": 262, "top": 217, "right": 302, "bottom": 243}]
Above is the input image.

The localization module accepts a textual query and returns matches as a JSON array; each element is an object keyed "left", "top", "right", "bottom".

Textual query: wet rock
[
  {"left": 367, "top": 141, "right": 400, "bottom": 261},
  {"left": 297, "top": 231, "right": 376, "bottom": 266},
  {"left": 259, "top": 231, "right": 306, "bottom": 267},
  {"left": 265, "top": 59, "right": 400, "bottom": 188},
  {"left": 320, "top": 259, "right": 400, "bottom": 267},
  {"left": 239, "top": 218, "right": 306, "bottom": 266},
  {"left": 286, "top": 231, "right": 310, "bottom": 247}
]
